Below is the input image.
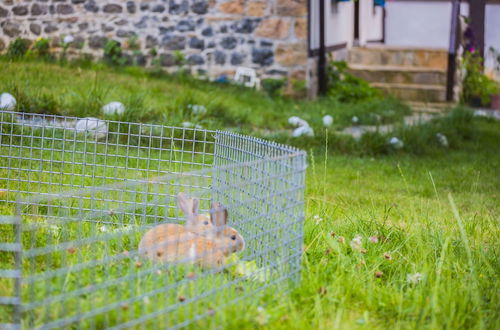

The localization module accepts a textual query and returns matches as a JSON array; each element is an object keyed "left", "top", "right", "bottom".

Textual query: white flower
[
  {"left": 102, "top": 101, "right": 125, "bottom": 116},
  {"left": 388, "top": 137, "right": 404, "bottom": 149},
  {"left": 313, "top": 215, "right": 323, "bottom": 225},
  {"left": 350, "top": 235, "right": 363, "bottom": 251},
  {"left": 322, "top": 115, "right": 333, "bottom": 127},
  {"left": 352, "top": 116, "right": 359, "bottom": 124},
  {"left": 48, "top": 225, "right": 61, "bottom": 236},
  {"left": 436, "top": 133, "right": 449, "bottom": 147},
  {"left": 63, "top": 35, "right": 74, "bottom": 44},
  {"left": 407, "top": 272, "right": 424, "bottom": 284},
  {"left": 292, "top": 125, "right": 314, "bottom": 137},
  {"left": 182, "top": 121, "right": 202, "bottom": 129},
  {"left": 0, "top": 92, "right": 16, "bottom": 111},
  {"left": 369, "top": 236, "right": 379, "bottom": 243},
  {"left": 255, "top": 306, "right": 269, "bottom": 325},
  {"left": 187, "top": 104, "right": 207, "bottom": 115},
  {"left": 288, "top": 116, "right": 309, "bottom": 127},
  {"left": 99, "top": 225, "right": 108, "bottom": 233}
]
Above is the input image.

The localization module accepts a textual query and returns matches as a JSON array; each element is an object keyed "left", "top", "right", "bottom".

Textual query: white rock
[
  {"left": 102, "top": 102, "right": 125, "bottom": 116},
  {"left": 182, "top": 121, "right": 202, "bottom": 129},
  {"left": 0, "top": 93, "right": 16, "bottom": 111},
  {"left": 436, "top": 133, "right": 449, "bottom": 147},
  {"left": 292, "top": 125, "right": 314, "bottom": 137},
  {"left": 288, "top": 116, "right": 309, "bottom": 127},
  {"left": 352, "top": 116, "right": 359, "bottom": 124},
  {"left": 388, "top": 136, "right": 404, "bottom": 149},
  {"left": 188, "top": 104, "right": 207, "bottom": 115},
  {"left": 75, "top": 117, "right": 108, "bottom": 139},
  {"left": 63, "top": 35, "right": 74, "bottom": 44},
  {"left": 322, "top": 115, "right": 333, "bottom": 127}
]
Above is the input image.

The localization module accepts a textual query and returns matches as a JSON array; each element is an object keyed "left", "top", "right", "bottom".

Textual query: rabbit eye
[
  {"left": 203, "top": 221, "right": 209, "bottom": 225},
  {"left": 231, "top": 235, "right": 236, "bottom": 240}
]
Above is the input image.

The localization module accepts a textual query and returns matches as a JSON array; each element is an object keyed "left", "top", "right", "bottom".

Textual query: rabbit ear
[
  {"left": 177, "top": 193, "right": 199, "bottom": 220},
  {"left": 210, "top": 202, "right": 228, "bottom": 228}
]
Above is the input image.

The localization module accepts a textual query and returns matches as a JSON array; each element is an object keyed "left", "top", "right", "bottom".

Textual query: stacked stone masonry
[{"left": 0, "top": 0, "right": 309, "bottom": 85}]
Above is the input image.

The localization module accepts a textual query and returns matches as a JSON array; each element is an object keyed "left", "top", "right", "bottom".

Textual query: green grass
[
  {"left": 0, "top": 58, "right": 499, "bottom": 328},
  {"left": 0, "top": 58, "right": 411, "bottom": 133}
]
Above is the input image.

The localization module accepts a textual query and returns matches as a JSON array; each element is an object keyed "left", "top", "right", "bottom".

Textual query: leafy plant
[
  {"left": 461, "top": 51, "right": 499, "bottom": 106},
  {"left": 326, "top": 60, "right": 381, "bottom": 102},
  {"left": 103, "top": 40, "right": 126, "bottom": 66},
  {"left": 261, "top": 78, "right": 286, "bottom": 98},
  {"left": 489, "top": 47, "right": 500, "bottom": 75},
  {"left": 32, "top": 38, "right": 52, "bottom": 60},
  {"left": 7, "top": 38, "right": 30, "bottom": 59},
  {"left": 173, "top": 50, "right": 186, "bottom": 66}
]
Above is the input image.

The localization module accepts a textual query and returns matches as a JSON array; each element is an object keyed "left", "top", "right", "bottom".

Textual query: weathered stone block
[
  {"left": 169, "top": 0, "right": 189, "bottom": 15},
  {"left": 231, "top": 52, "right": 244, "bottom": 65},
  {"left": 277, "top": 0, "right": 306, "bottom": 17},
  {"left": 13, "top": 5, "right": 29, "bottom": 16},
  {"left": 188, "top": 54, "right": 204, "bottom": 65},
  {"left": 31, "top": 4, "right": 48, "bottom": 16},
  {"left": 160, "top": 53, "right": 176, "bottom": 66},
  {"left": 275, "top": 43, "right": 307, "bottom": 66},
  {"left": 126, "top": 1, "right": 136, "bottom": 14},
  {"left": 202, "top": 26, "right": 213, "bottom": 37},
  {"left": 57, "top": 4, "right": 74, "bottom": 15},
  {"left": 255, "top": 18, "right": 289, "bottom": 39},
  {"left": 78, "top": 22, "right": 88, "bottom": 31},
  {"left": 247, "top": 1, "right": 266, "bottom": 17},
  {"left": 294, "top": 18, "right": 307, "bottom": 39},
  {"left": 161, "top": 35, "right": 186, "bottom": 50},
  {"left": 146, "top": 35, "right": 158, "bottom": 48},
  {"left": 220, "top": 36, "right": 237, "bottom": 49},
  {"left": 0, "top": 6, "right": 7, "bottom": 18},
  {"left": 44, "top": 24, "right": 59, "bottom": 33},
  {"left": 219, "top": 0, "right": 244, "bottom": 15},
  {"left": 252, "top": 48, "right": 273, "bottom": 66},
  {"left": 103, "top": 4, "right": 123, "bottom": 14},
  {"left": 30, "top": 23, "right": 41, "bottom": 35},
  {"left": 176, "top": 20, "right": 195, "bottom": 32},
  {"left": 189, "top": 37, "right": 205, "bottom": 49},
  {"left": 89, "top": 35, "right": 108, "bottom": 49},
  {"left": 117, "top": 30, "right": 136, "bottom": 38},
  {"left": 84, "top": 0, "right": 99, "bottom": 13},
  {"left": 191, "top": 1, "right": 208, "bottom": 15},
  {"left": 232, "top": 18, "right": 259, "bottom": 34},
  {"left": 152, "top": 5, "right": 166, "bottom": 13},
  {"left": 214, "top": 50, "right": 226, "bottom": 65}
]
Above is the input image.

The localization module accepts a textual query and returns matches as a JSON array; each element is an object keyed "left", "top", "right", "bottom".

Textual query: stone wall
[{"left": 0, "top": 0, "right": 309, "bottom": 88}]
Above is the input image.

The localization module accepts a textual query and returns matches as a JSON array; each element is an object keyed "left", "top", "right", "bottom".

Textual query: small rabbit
[{"left": 138, "top": 194, "right": 245, "bottom": 268}]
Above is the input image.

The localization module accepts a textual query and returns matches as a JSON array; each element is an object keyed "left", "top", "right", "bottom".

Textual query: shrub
[
  {"left": 7, "top": 38, "right": 30, "bottom": 59},
  {"left": 461, "top": 51, "right": 499, "bottom": 106},
  {"left": 32, "top": 38, "right": 52, "bottom": 60},
  {"left": 326, "top": 60, "right": 381, "bottom": 102},
  {"left": 103, "top": 40, "right": 126, "bottom": 66},
  {"left": 261, "top": 78, "right": 286, "bottom": 97}
]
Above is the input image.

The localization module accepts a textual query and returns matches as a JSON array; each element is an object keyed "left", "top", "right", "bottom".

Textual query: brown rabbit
[{"left": 138, "top": 194, "right": 245, "bottom": 268}]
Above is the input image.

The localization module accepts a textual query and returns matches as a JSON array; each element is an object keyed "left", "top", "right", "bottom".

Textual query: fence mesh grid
[{"left": 0, "top": 111, "right": 306, "bottom": 329}]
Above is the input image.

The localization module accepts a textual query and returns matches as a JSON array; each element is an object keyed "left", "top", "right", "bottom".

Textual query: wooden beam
[
  {"left": 469, "top": 0, "right": 486, "bottom": 57},
  {"left": 318, "top": 0, "right": 327, "bottom": 96}
]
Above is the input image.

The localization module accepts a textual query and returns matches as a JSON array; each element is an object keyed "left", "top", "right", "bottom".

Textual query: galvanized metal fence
[{"left": 0, "top": 111, "right": 306, "bottom": 329}]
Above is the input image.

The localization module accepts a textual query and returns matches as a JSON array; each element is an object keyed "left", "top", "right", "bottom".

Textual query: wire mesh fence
[{"left": 0, "top": 111, "right": 306, "bottom": 329}]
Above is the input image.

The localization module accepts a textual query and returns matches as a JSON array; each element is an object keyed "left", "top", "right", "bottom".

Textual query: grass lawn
[{"left": 0, "top": 59, "right": 499, "bottom": 329}]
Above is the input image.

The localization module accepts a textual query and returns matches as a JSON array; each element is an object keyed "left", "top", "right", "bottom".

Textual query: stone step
[
  {"left": 406, "top": 101, "right": 456, "bottom": 113},
  {"left": 372, "top": 83, "right": 447, "bottom": 102},
  {"left": 348, "top": 47, "right": 448, "bottom": 69},
  {"left": 348, "top": 65, "right": 447, "bottom": 86}
]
